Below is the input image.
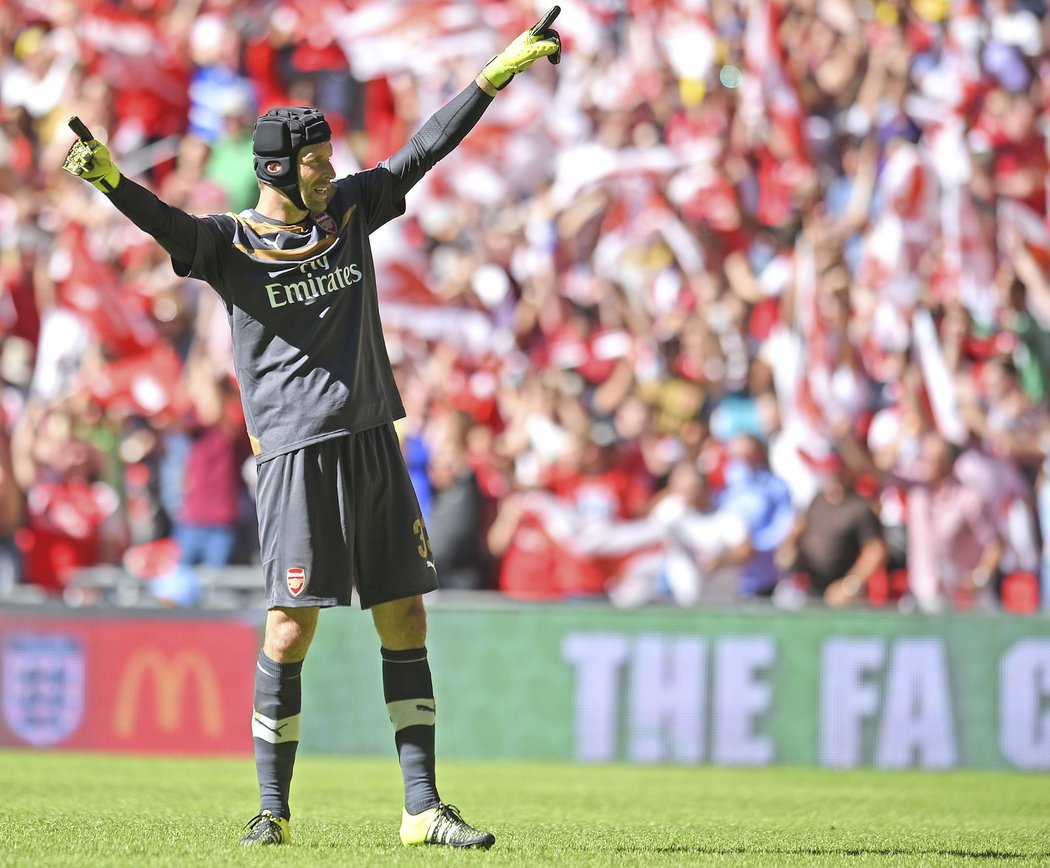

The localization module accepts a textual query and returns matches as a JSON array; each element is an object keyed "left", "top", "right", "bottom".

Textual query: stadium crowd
[{"left": 1, "top": 0, "right": 1049, "bottom": 613}]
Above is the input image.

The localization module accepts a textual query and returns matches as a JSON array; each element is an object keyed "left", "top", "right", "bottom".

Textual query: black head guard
[{"left": 252, "top": 107, "right": 332, "bottom": 208}]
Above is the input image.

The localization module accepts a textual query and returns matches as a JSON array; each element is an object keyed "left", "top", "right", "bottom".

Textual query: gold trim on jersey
[
  {"left": 233, "top": 212, "right": 311, "bottom": 236},
  {"left": 248, "top": 432, "right": 262, "bottom": 456},
  {"left": 229, "top": 206, "right": 357, "bottom": 263}
]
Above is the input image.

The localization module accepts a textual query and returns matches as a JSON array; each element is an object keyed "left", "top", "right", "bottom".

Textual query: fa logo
[{"left": 2, "top": 633, "right": 85, "bottom": 747}]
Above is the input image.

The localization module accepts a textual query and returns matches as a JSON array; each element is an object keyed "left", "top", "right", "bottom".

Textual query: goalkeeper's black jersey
[
  {"left": 175, "top": 171, "right": 406, "bottom": 461},
  {"left": 106, "top": 82, "right": 492, "bottom": 462}
]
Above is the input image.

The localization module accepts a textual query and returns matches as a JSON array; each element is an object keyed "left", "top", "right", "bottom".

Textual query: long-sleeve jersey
[{"left": 106, "top": 82, "right": 493, "bottom": 462}]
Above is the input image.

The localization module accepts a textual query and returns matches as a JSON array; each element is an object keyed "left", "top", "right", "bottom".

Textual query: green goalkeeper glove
[
  {"left": 481, "top": 5, "right": 562, "bottom": 91},
  {"left": 61, "top": 117, "right": 121, "bottom": 193}
]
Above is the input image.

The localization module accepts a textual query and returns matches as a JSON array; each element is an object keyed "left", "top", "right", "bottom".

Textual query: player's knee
[
  {"left": 400, "top": 599, "right": 427, "bottom": 642},
  {"left": 372, "top": 596, "right": 427, "bottom": 648},
  {"left": 263, "top": 607, "right": 318, "bottom": 662}
]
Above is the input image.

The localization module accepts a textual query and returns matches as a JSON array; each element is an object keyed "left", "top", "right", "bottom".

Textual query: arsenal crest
[
  {"left": 2, "top": 633, "right": 85, "bottom": 747},
  {"left": 313, "top": 211, "right": 337, "bottom": 235},
  {"left": 287, "top": 567, "right": 307, "bottom": 597}
]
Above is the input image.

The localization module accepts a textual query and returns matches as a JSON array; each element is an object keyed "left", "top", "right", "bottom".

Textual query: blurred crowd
[{"left": 1, "top": 0, "right": 1049, "bottom": 613}]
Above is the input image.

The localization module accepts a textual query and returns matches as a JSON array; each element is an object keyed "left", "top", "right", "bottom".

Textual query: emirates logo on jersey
[
  {"left": 265, "top": 254, "right": 363, "bottom": 309},
  {"left": 286, "top": 567, "right": 307, "bottom": 597}
]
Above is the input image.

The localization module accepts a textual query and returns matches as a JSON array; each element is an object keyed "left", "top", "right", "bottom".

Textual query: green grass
[{"left": 1, "top": 751, "right": 1049, "bottom": 866}]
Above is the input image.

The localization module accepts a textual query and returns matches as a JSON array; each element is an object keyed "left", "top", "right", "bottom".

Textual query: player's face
[{"left": 298, "top": 141, "right": 336, "bottom": 212}]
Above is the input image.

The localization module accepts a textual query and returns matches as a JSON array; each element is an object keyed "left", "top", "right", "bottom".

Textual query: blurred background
[
  {"left": 1, "top": 0, "right": 1049, "bottom": 616},
  {"left": 3, "top": 0, "right": 1050, "bottom": 771}
]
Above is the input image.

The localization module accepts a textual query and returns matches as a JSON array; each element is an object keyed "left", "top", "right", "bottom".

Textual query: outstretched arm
[
  {"left": 383, "top": 6, "right": 562, "bottom": 200},
  {"left": 61, "top": 117, "right": 200, "bottom": 266},
  {"left": 382, "top": 83, "right": 494, "bottom": 201}
]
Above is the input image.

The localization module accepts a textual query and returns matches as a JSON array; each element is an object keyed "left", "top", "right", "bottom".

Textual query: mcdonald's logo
[{"left": 114, "top": 649, "right": 223, "bottom": 739}]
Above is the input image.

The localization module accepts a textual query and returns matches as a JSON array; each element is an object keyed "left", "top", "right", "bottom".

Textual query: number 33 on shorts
[{"left": 413, "top": 518, "right": 432, "bottom": 561}]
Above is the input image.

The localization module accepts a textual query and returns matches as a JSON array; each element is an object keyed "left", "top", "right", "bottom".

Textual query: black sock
[
  {"left": 252, "top": 651, "right": 302, "bottom": 820},
  {"left": 381, "top": 646, "right": 440, "bottom": 815}
]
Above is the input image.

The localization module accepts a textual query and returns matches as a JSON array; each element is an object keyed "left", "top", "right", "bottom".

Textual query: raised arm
[
  {"left": 61, "top": 117, "right": 200, "bottom": 266},
  {"left": 382, "top": 83, "right": 495, "bottom": 201},
  {"left": 382, "top": 6, "right": 562, "bottom": 201}
]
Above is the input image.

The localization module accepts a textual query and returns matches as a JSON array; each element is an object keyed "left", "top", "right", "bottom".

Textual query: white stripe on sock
[
  {"left": 251, "top": 710, "right": 301, "bottom": 744},
  {"left": 386, "top": 698, "right": 436, "bottom": 731},
  {"left": 257, "top": 661, "right": 300, "bottom": 679}
]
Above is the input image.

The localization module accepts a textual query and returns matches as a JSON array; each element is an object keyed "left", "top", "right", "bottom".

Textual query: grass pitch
[{"left": 1, "top": 751, "right": 1048, "bottom": 866}]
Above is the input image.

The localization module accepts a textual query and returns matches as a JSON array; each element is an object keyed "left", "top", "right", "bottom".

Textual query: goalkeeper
[{"left": 63, "top": 9, "right": 561, "bottom": 850}]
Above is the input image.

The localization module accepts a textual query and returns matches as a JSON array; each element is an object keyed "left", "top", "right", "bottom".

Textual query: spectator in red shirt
[
  {"left": 488, "top": 490, "right": 562, "bottom": 602},
  {"left": 169, "top": 361, "right": 249, "bottom": 571}
]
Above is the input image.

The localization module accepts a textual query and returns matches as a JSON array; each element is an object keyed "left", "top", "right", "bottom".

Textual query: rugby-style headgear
[{"left": 252, "top": 107, "right": 332, "bottom": 208}]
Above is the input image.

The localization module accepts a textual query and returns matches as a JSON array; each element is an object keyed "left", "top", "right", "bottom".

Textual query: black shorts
[{"left": 255, "top": 424, "right": 437, "bottom": 609}]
